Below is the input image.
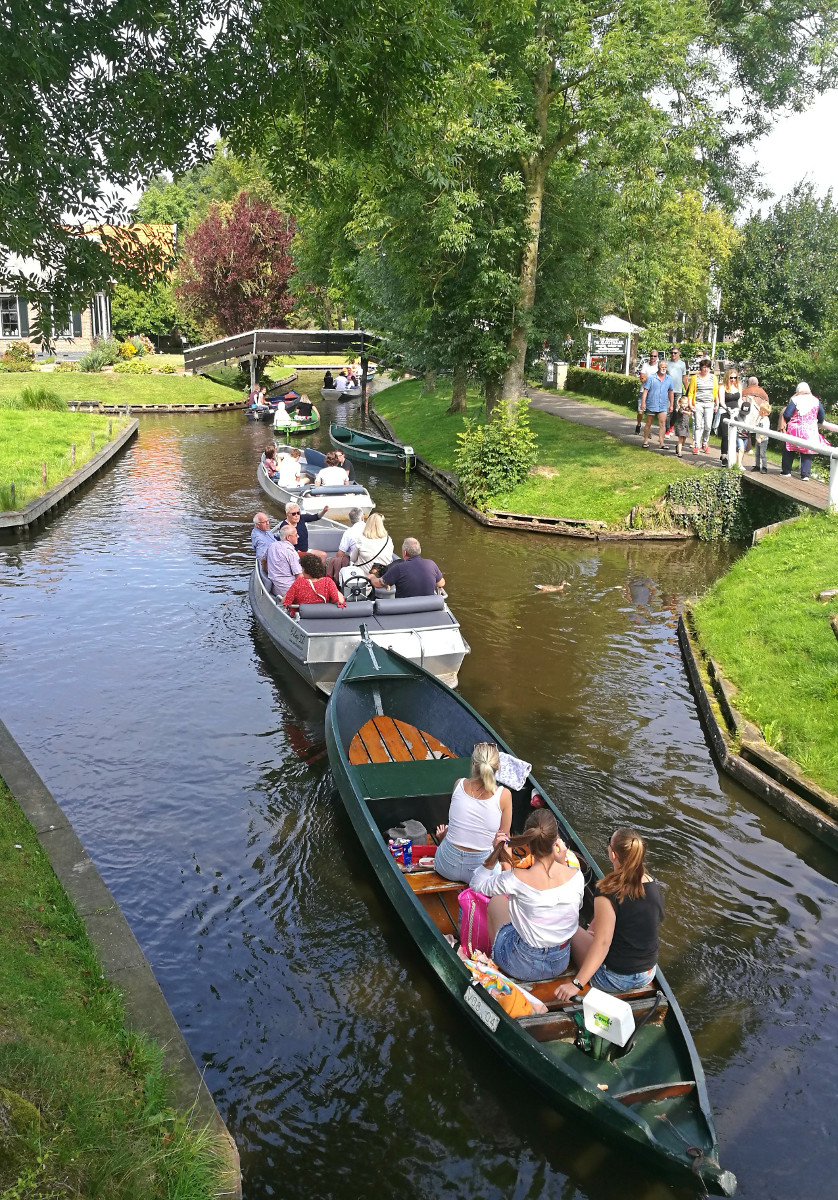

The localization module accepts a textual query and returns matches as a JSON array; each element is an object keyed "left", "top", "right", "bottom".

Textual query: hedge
[{"left": 566, "top": 366, "right": 639, "bottom": 409}]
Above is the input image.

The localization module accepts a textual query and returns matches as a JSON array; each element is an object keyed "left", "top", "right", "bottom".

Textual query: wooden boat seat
[
  {"left": 518, "top": 993, "right": 669, "bottom": 1044},
  {"left": 349, "top": 716, "right": 454, "bottom": 765}
]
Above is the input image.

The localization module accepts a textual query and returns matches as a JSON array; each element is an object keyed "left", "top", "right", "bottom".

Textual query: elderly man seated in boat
[
  {"left": 265, "top": 524, "right": 302, "bottom": 598},
  {"left": 251, "top": 512, "right": 278, "bottom": 568},
  {"left": 368, "top": 537, "right": 444, "bottom": 597}
]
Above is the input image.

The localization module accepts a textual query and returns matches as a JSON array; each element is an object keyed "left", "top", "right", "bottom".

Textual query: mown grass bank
[
  {"left": 374, "top": 379, "right": 692, "bottom": 525},
  {"left": 0, "top": 372, "right": 235, "bottom": 407},
  {"left": 691, "top": 514, "right": 838, "bottom": 793},
  {"left": 0, "top": 411, "right": 131, "bottom": 509},
  {"left": 0, "top": 778, "right": 224, "bottom": 1198}
]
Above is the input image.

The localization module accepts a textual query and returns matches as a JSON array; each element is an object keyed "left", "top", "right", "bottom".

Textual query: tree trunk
[
  {"left": 484, "top": 375, "right": 502, "bottom": 417},
  {"left": 447, "top": 361, "right": 467, "bottom": 412},
  {"left": 423, "top": 367, "right": 437, "bottom": 393},
  {"left": 500, "top": 164, "right": 547, "bottom": 406}
]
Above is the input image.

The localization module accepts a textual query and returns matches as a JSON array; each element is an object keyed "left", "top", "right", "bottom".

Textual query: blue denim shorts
[
  {"left": 434, "top": 837, "right": 490, "bottom": 884},
  {"left": 589, "top": 964, "right": 655, "bottom": 993},
  {"left": 491, "top": 922, "right": 571, "bottom": 982},
  {"left": 736, "top": 433, "right": 750, "bottom": 451}
]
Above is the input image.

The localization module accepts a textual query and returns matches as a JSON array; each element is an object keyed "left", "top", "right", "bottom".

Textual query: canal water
[{"left": 1, "top": 378, "right": 836, "bottom": 1200}]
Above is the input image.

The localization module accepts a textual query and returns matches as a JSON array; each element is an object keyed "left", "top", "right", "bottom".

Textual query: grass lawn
[
  {"left": 0, "top": 411, "right": 131, "bottom": 509},
  {"left": 692, "top": 513, "right": 838, "bottom": 793},
  {"left": 0, "top": 371, "right": 235, "bottom": 407},
  {"left": 271, "top": 353, "right": 356, "bottom": 367},
  {"left": 375, "top": 379, "right": 693, "bottom": 525},
  {"left": 0, "top": 778, "right": 224, "bottom": 1197}
]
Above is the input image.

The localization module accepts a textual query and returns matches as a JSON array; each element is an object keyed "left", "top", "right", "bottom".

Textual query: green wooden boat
[
  {"left": 329, "top": 423, "right": 416, "bottom": 469},
  {"left": 325, "top": 636, "right": 736, "bottom": 1195},
  {"left": 275, "top": 411, "right": 321, "bottom": 435}
]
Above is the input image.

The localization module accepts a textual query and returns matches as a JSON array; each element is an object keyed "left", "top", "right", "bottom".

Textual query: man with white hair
[
  {"left": 265, "top": 524, "right": 302, "bottom": 597},
  {"left": 251, "top": 513, "right": 278, "bottom": 567},
  {"left": 371, "top": 537, "right": 445, "bottom": 598}
]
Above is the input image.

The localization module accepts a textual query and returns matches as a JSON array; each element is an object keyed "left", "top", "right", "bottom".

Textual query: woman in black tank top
[{"left": 554, "top": 827, "right": 664, "bottom": 1001}]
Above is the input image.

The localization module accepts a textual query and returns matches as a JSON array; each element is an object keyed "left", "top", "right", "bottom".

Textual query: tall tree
[
  {"left": 719, "top": 183, "right": 838, "bottom": 361},
  {"left": 217, "top": 0, "right": 838, "bottom": 405},
  {"left": 175, "top": 193, "right": 295, "bottom": 337},
  {"left": 1, "top": 0, "right": 220, "bottom": 337}
]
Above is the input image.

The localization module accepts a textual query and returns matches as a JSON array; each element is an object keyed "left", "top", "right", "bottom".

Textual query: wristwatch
[{"left": 572, "top": 978, "right": 584, "bottom": 991}]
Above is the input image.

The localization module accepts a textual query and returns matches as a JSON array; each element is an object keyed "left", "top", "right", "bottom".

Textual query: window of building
[
  {"left": 54, "top": 311, "right": 73, "bottom": 338},
  {"left": 1, "top": 295, "right": 20, "bottom": 338}
]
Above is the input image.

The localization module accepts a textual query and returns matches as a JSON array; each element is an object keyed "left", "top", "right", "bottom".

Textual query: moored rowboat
[
  {"left": 324, "top": 638, "right": 736, "bottom": 1195},
  {"left": 329, "top": 423, "right": 416, "bottom": 469}
]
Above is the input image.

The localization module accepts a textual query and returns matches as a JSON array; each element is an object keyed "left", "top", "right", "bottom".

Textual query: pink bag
[{"left": 457, "top": 888, "right": 492, "bottom": 956}]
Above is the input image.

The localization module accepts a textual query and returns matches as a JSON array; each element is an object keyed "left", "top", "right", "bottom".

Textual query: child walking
[
  {"left": 753, "top": 401, "right": 771, "bottom": 473},
  {"left": 673, "top": 395, "right": 692, "bottom": 457}
]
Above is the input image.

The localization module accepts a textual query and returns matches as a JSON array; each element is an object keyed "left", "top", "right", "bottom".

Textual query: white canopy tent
[{"left": 583, "top": 315, "right": 645, "bottom": 375}]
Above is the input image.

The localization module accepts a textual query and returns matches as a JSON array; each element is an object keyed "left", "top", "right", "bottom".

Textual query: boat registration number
[{"left": 464, "top": 985, "right": 499, "bottom": 1032}]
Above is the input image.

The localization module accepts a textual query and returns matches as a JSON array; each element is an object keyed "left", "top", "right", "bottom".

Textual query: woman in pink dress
[{"left": 781, "top": 382, "right": 828, "bottom": 480}]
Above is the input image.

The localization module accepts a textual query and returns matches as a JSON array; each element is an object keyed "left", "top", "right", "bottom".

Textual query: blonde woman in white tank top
[{"left": 434, "top": 743, "right": 512, "bottom": 884}]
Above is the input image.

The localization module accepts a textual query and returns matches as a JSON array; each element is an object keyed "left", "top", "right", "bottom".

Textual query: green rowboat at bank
[
  {"left": 325, "top": 637, "right": 736, "bottom": 1196},
  {"left": 329, "top": 423, "right": 416, "bottom": 469}
]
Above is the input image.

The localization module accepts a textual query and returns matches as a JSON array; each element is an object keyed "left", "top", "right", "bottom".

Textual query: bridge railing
[
  {"left": 183, "top": 329, "right": 378, "bottom": 374},
  {"left": 725, "top": 418, "right": 838, "bottom": 512}
]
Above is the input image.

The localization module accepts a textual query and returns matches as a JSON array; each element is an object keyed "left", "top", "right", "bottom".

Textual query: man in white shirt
[
  {"left": 339, "top": 509, "right": 365, "bottom": 557},
  {"left": 334, "top": 373, "right": 348, "bottom": 393}
]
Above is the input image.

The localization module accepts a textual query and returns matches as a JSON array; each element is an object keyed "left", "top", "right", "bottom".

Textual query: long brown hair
[
  {"left": 597, "top": 828, "right": 647, "bottom": 903},
  {"left": 482, "top": 808, "right": 559, "bottom": 871}
]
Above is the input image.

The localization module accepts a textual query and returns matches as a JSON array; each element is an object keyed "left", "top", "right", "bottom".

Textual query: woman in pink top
[{"left": 434, "top": 742, "right": 512, "bottom": 883}]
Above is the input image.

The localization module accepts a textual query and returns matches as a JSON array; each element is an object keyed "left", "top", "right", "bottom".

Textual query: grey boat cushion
[
  {"left": 303, "top": 483, "right": 369, "bottom": 496},
  {"left": 372, "top": 611, "right": 456, "bottom": 631},
  {"left": 374, "top": 594, "right": 445, "bottom": 615},
  {"left": 298, "top": 601, "right": 374, "bottom": 620}
]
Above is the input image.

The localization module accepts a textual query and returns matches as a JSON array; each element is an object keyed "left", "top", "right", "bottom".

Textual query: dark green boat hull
[
  {"left": 325, "top": 641, "right": 736, "bottom": 1195},
  {"left": 329, "top": 423, "right": 416, "bottom": 468}
]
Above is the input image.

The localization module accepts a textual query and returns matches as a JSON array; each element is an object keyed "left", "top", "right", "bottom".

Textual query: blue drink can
[{"left": 402, "top": 839, "right": 412, "bottom": 867}]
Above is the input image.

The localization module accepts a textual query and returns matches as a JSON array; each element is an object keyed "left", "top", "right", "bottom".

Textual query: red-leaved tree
[{"left": 176, "top": 192, "right": 295, "bottom": 337}]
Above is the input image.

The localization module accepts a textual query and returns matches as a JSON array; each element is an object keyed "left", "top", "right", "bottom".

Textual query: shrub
[
  {"left": 0, "top": 385, "right": 66, "bottom": 411},
  {"left": 2, "top": 340, "right": 35, "bottom": 363},
  {"left": 566, "top": 366, "right": 640, "bottom": 409},
  {"left": 661, "top": 471, "right": 804, "bottom": 541},
  {"left": 78, "top": 348, "right": 109, "bottom": 372},
  {"left": 130, "top": 334, "right": 154, "bottom": 356},
  {"left": 53, "top": 360, "right": 79, "bottom": 372},
  {"left": 119, "top": 340, "right": 138, "bottom": 359},
  {"left": 114, "top": 359, "right": 150, "bottom": 374},
  {"left": 0, "top": 355, "right": 34, "bottom": 372},
  {"left": 157, "top": 363, "right": 177, "bottom": 373},
  {"left": 93, "top": 335, "right": 122, "bottom": 365},
  {"left": 455, "top": 399, "right": 538, "bottom": 509}
]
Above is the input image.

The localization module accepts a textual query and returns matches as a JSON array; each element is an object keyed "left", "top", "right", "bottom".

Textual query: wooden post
[
  {"left": 108, "top": 420, "right": 112, "bottom": 438},
  {"left": 361, "top": 354, "right": 369, "bottom": 417},
  {"left": 42, "top": 462, "right": 47, "bottom": 485},
  {"left": 90, "top": 431, "right": 95, "bottom": 449},
  {"left": 9, "top": 482, "right": 14, "bottom": 504},
  {"left": 71, "top": 444, "right": 75, "bottom": 466}
]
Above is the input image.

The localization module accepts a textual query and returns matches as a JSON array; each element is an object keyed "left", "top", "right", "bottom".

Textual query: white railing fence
[{"left": 725, "top": 418, "right": 838, "bottom": 512}]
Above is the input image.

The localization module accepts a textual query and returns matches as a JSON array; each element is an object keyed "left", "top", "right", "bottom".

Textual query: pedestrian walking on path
[
  {"left": 634, "top": 365, "right": 650, "bottom": 435},
  {"left": 686, "top": 358, "right": 719, "bottom": 455},
  {"left": 781, "top": 382, "right": 828, "bottom": 480},
  {"left": 665, "top": 347, "right": 687, "bottom": 435},
  {"left": 640, "top": 360, "right": 674, "bottom": 449}
]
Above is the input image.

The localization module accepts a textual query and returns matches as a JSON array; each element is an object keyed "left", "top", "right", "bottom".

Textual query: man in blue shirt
[
  {"left": 640, "top": 359, "right": 675, "bottom": 449},
  {"left": 251, "top": 512, "right": 278, "bottom": 566}
]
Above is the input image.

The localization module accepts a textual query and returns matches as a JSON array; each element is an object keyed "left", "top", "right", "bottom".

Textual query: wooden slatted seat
[{"left": 349, "top": 717, "right": 454, "bottom": 765}]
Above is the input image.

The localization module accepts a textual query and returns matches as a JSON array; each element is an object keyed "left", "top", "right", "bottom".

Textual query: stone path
[{"left": 527, "top": 388, "right": 831, "bottom": 512}]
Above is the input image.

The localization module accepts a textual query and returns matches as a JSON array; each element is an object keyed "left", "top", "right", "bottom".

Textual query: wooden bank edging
[
  {"left": 67, "top": 400, "right": 246, "bottom": 414},
  {"left": 0, "top": 419, "right": 139, "bottom": 532},
  {"left": 0, "top": 718, "right": 242, "bottom": 1197},
  {"left": 677, "top": 613, "right": 838, "bottom": 851},
  {"left": 369, "top": 405, "right": 690, "bottom": 541}
]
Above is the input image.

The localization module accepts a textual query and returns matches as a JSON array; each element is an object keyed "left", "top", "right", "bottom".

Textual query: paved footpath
[{"left": 527, "top": 388, "right": 830, "bottom": 512}]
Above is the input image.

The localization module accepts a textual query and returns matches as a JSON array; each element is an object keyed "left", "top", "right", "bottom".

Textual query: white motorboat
[
  {"left": 320, "top": 385, "right": 362, "bottom": 400},
  {"left": 249, "top": 518, "right": 469, "bottom": 695},
  {"left": 258, "top": 455, "right": 375, "bottom": 521}
]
